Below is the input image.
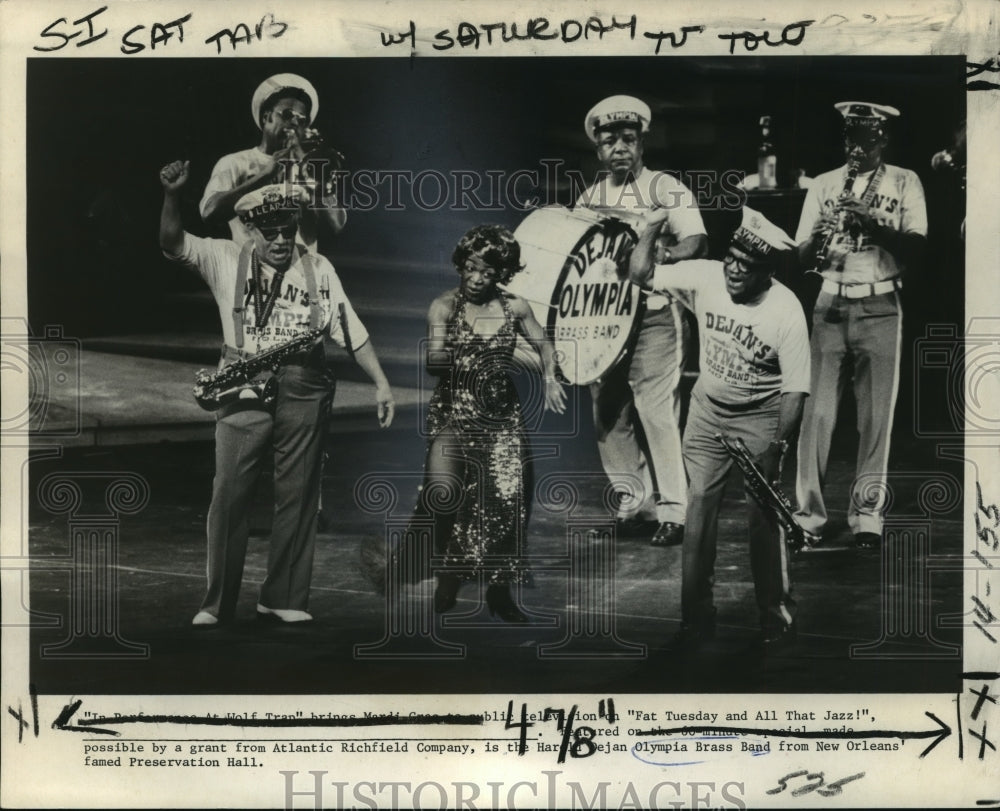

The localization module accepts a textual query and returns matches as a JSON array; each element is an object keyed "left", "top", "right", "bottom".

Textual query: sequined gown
[{"left": 424, "top": 292, "right": 531, "bottom": 584}]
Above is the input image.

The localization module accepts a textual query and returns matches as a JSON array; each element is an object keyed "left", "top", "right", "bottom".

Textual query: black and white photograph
[{"left": 2, "top": 1, "right": 997, "bottom": 808}]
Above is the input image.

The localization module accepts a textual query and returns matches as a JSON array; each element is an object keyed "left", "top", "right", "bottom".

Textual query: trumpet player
[
  {"left": 159, "top": 162, "right": 394, "bottom": 627},
  {"left": 630, "top": 207, "right": 810, "bottom": 656},
  {"left": 200, "top": 73, "right": 346, "bottom": 250},
  {"left": 793, "top": 102, "right": 927, "bottom": 550},
  {"left": 200, "top": 73, "right": 348, "bottom": 532}
]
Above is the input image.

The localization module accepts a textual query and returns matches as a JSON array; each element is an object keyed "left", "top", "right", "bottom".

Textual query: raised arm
[
  {"left": 628, "top": 205, "right": 673, "bottom": 287},
  {"left": 159, "top": 160, "right": 191, "bottom": 255},
  {"left": 665, "top": 233, "right": 708, "bottom": 263}
]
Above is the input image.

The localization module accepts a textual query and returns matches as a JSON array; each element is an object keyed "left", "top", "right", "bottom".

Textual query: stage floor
[{"left": 25, "top": 408, "right": 965, "bottom": 696}]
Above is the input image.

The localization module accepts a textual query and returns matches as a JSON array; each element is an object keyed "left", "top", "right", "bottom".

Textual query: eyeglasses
[
  {"left": 723, "top": 251, "right": 768, "bottom": 274},
  {"left": 275, "top": 108, "right": 308, "bottom": 127},
  {"left": 258, "top": 224, "right": 298, "bottom": 241}
]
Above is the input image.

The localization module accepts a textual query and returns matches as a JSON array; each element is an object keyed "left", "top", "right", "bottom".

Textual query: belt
[
  {"left": 705, "top": 390, "right": 780, "bottom": 413},
  {"left": 821, "top": 278, "right": 901, "bottom": 299}
]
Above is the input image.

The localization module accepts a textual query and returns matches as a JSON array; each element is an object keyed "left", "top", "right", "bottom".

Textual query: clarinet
[{"left": 812, "top": 154, "right": 862, "bottom": 270}]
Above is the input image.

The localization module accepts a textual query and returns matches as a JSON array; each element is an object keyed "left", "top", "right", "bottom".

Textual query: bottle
[{"left": 757, "top": 116, "right": 777, "bottom": 189}]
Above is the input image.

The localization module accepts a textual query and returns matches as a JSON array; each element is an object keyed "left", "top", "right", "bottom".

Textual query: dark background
[
  {"left": 26, "top": 57, "right": 968, "bottom": 695},
  {"left": 27, "top": 56, "right": 965, "bottom": 336}
]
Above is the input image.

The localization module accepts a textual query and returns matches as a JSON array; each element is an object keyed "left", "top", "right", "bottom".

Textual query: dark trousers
[
  {"left": 681, "top": 385, "right": 795, "bottom": 633},
  {"left": 199, "top": 364, "right": 332, "bottom": 619}
]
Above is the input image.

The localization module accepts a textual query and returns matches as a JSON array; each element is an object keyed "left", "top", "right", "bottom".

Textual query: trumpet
[
  {"left": 284, "top": 126, "right": 345, "bottom": 171},
  {"left": 282, "top": 126, "right": 346, "bottom": 199},
  {"left": 716, "top": 433, "right": 819, "bottom": 554},
  {"left": 812, "top": 151, "right": 862, "bottom": 271}
]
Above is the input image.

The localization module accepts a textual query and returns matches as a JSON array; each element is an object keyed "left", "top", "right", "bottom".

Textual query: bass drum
[{"left": 504, "top": 205, "right": 644, "bottom": 385}]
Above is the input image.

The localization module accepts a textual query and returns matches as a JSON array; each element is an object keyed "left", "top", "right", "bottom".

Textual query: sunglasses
[
  {"left": 275, "top": 108, "right": 308, "bottom": 127},
  {"left": 257, "top": 224, "right": 298, "bottom": 241}
]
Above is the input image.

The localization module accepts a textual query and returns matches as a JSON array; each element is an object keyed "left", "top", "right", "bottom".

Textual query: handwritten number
[
  {"left": 767, "top": 770, "right": 809, "bottom": 795},
  {"left": 817, "top": 772, "right": 866, "bottom": 797},
  {"left": 503, "top": 701, "right": 532, "bottom": 756},
  {"left": 768, "top": 770, "right": 865, "bottom": 798},
  {"left": 791, "top": 772, "right": 826, "bottom": 797},
  {"left": 556, "top": 705, "right": 578, "bottom": 764},
  {"left": 570, "top": 725, "right": 597, "bottom": 759}
]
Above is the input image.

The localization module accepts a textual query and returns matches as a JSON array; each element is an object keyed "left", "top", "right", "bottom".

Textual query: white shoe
[
  {"left": 192, "top": 611, "right": 219, "bottom": 627},
  {"left": 256, "top": 604, "right": 313, "bottom": 623}
]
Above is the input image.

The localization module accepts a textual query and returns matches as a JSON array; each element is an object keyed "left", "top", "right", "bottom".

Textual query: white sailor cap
[
  {"left": 834, "top": 101, "right": 900, "bottom": 121},
  {"left": 251, "top": 73, "right": 319, "bottom": 129},
  {"left": 731, "top": 207, "right": 796, "bottom": 261},
  {"left": 584, "top": 95, "right": 651, "bottom": 143},
  {"left": 235, "top": 184, "right": 300, "bottom": 225}
]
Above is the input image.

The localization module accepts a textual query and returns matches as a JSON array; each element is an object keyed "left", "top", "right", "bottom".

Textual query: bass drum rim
[{"left": 507, "top": 205, "right": 645, "bottom": 385}]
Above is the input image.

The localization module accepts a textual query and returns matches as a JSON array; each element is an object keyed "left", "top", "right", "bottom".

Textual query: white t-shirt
[
  {"left": 796, "top": 162, "right": 927, "bottom": 284},
  {"left": 199, "top": 147, "right": 322, "bottom": 251},
  {"left": 577, "top": 166, "right": 706, "bottom": 309},
  {"left": 651, "top": 259, "right": 810, "bottom": 405},
  {"left": 167, "top": 233, "right": 368, "bottom": 356}
]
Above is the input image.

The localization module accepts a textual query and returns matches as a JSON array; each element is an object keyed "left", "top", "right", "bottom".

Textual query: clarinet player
[
  {"left": 159, "top": 160, "right": 394, "bottom": 627},
  {"left": 793, "top": 102, "right": 927, "bottom": 550}
]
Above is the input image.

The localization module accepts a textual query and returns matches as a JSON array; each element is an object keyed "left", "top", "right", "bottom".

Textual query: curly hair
[{"left": 451, "top": 225, "right": 524, "bottom": 285}]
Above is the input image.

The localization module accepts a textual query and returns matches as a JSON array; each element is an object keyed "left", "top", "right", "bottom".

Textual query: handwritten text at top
[{"left": 32, "top": 8, "right": 815, "bottom": 56}]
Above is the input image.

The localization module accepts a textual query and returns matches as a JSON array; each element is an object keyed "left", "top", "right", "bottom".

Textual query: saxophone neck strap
[
  {"left": 295, "top": 245, "right": 323, "bottom": 331},
  {"left": 232, "top": 241, "right": 255, "bottom": 349},
  {"left": 231, "top": 242, "right": 323, "bottom": 350},
  {"left": 857, "top": 162, "right": 886, "bottom": 207}
]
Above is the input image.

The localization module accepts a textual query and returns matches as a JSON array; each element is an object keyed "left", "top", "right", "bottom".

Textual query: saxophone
[
  {"left": 193, "top": 328, "right": 324, "bottom": 412},
  {"left": 812, "top": 151, "right": 863, "bottom": 271},
  {"left": 716, "top": 434, "right": 819, "bottom": 554}
]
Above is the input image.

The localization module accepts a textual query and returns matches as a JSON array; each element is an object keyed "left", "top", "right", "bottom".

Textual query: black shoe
[
  {"left": 434, "top": 574, "right": 460, "bottom": 613},
  {"left": 854, "top": 531, "right": 881, "bottom": 549},
  {"left": 613, "top": 515, "right": 659, "bottom": 538},
  {"left": 749, "top": 622, "right": 798, "bottom": 656},
  {"left": 650, "top": 522, "right": 684, "bottom": 547},
  {"left": 666, "top": 617, "right": 716, "bottom": 653},
  {"left": 485, "top": 585, "right": 529, "bottom": 624}
]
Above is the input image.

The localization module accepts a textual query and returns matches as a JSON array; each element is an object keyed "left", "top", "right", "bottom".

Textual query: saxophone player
[
  {"left": 629, "top": 207, "right": 810, "bottom": 655},
  {"left": 793, "top": 102, "right": 927, "bottom": 550},
  {"left": 200, "top": 73, "right": 347, "bottom": 533},
  {"left": 159, "top": 161, "right": 394, "bottom": 627}
]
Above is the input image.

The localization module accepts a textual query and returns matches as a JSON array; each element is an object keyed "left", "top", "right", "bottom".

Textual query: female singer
[{"left": 372, "top": 225, "right": 566, "bottom": 621}]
